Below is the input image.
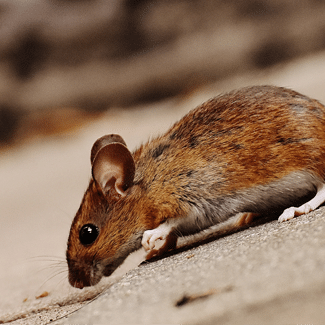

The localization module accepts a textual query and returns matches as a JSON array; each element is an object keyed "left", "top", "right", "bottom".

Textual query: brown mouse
[{"left": 66, "top": 85, "right": 325, "bottom": 289}]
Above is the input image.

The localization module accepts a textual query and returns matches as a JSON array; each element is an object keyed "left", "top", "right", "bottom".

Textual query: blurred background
[
  {"left": 2, "top": 0, "right": 325, "bottom": 323},
  {"left": 2, "top": 0, "right": 325, "bottom": 146}
]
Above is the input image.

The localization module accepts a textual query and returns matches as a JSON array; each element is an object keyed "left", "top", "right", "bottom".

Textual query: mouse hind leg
[
  {"left": 232, "top": 212, "right": 259, "bottom": 227},
  {"left": 278, "top": 182, "right": 325, "bottom": 222}
]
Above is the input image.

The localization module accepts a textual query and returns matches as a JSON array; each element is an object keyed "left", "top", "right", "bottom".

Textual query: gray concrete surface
[{"left": 56, "top": 209, "right": 325, "bottom": 324}]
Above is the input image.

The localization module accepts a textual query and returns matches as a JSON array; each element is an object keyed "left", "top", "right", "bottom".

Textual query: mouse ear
[
  {"left": 91, "top": 136, "right": 135, "bottom": 197},
  {"left": 90, "top": 134, "right": 127, "bottom": 165}
]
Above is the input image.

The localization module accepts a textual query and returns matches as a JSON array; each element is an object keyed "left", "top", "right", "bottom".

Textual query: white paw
[
  {"left": 278, "top": 204, "right": 312, "bottom": 222},
  {"left": 141, "top": 223, "right": 172, "bottom": 251}
]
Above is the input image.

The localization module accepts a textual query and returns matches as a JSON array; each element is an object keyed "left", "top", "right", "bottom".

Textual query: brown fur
[{"left": 67, "top": 85, "right": 325, "bottom": 288}]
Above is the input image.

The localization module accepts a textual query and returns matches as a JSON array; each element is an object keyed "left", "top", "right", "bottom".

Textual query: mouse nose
[
  {"left": 68, "top": 267, "right": 90, "bottom": 289},
  {"left": 70, "top": 278, "right": 85, "bottom": 289},
  {"left": 67, "top": 259, "right": 93, "bottom": 289}
]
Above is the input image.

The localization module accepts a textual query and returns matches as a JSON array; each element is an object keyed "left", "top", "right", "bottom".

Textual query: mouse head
[{"left": 66, "top": 135, "right": 143, "bottom": 289}]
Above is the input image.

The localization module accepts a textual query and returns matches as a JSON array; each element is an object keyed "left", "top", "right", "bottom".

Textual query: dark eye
[{"left": 79, "top": 224, "right": 99, "bottom": 246}]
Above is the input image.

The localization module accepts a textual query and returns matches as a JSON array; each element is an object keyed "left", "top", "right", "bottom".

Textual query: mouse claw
[
  {"left": 142, "top": 229, "right": 163, "bottom": 251},
  {"left": 279, "top": 182, "right": 325, "bottom": 222},
  {"left": 278, "top": 204, "right": 312, "bottom": 222},
  {"left": 142, "top": 222, "right": 177, "bottom": 259}
]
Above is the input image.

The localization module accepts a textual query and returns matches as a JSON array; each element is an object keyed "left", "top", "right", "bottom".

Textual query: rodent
[{"left": 66, "top": 85, "right": 325, "bottom": 289}]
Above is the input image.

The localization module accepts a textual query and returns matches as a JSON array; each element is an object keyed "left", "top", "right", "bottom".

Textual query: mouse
[{"left": 66, "top": 85, "right": 325, "bottom": 289}]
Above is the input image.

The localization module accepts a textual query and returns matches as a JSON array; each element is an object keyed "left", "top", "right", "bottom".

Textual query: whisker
[
  {"left": 56, "top": 273, "right": 70, "bottom": 287},
  {"left": 39, "top": 268, "right": 68, "bottom": 284},
  {"left": 25, "top": 256, "right": 67, "bottom": 268},
  {"left": 31, "top": 262, "right": 66, "bottom": 278},
  {"left": 27, "top": 255, "right": 66, "bottom": 261},
  {"left": 35, "top": 269, "right": 69, "bottom": 294}
]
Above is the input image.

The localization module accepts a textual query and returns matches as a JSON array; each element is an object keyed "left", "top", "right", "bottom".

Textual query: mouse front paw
[{"left": 142, "top": 222, "right": 177, "bottom": 259}]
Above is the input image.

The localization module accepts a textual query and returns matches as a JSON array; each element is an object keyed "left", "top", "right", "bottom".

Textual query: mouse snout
[{"left": 67, "top": 258, "right": 102, "bottom": 289}]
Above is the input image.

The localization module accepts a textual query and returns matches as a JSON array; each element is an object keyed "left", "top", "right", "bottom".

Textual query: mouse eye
[{"left": 79, "top": 224, "right": 99, "bottom": 246}]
